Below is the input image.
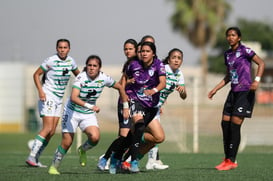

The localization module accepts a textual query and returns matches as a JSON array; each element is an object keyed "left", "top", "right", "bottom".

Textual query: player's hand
[
  {"left": 250, "top": 81, "right": 259, "bottom": 91},
  {"left": 208, "top": 89, "right": 217, "bottom": 99},
  {"left": 176, "top": 85, "right": 185, "bottom": 94},
  {"left": 122, "top": 108, "right": 130, "bottom": 120},
  {"left": 160, "top": 107, "right": 163, "bottom": 114},
  {"left": 127, "top": 78, "right": 135, "bottom": 84},
  {"left": 144, "top": 89, "right": 156, "bottom": 96},
  {"left": 176, "top": 86, "right": 186, "bottom": 99},
  {"left": 92, "top": 106, "right": 100, "bottom": 113},
  {"left": 39, "top": 91, "right": 46, "bottom": 101}
]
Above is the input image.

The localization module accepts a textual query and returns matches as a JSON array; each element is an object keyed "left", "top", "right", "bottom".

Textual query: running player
[
  {"left": 109, "top": 41, "right": 166, "bottom": 173},
  {"left": 140, "top": 35, "right": 169, "bottom": 170},
  {"left": 26, "top": 39, "right": 80, "bottom": 167},
  {"left": 208, "top": 27, "right": 265, "bottom": 171},
  {"left": 48, "top": 55, "right": 129, "bottom": 175}
]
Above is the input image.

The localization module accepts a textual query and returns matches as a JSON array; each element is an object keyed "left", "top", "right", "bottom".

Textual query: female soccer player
[
  {"left": 139, "top": 35, "right": 169, "bottom": 170},
  {"left": 97, "top": 39, "right": 138, "bottom": 170},
  {"left": 48, "top": 55, "right": 129, "bottom": 175},
  {"left": 26, "top": 39, "right": 80, "bottom": 167},
  {"left": 208, "top": 27, "right": 265, "bottom": 171},
  {"left": 144, "top": 48, "right": 187, "bottom": 170},
  {"left": 109, "top": 41, "right": 166, "bottom": 173}
]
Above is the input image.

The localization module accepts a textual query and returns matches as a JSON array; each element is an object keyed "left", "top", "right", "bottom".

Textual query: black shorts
[
  {"left": 129, "top": 99, "right": 158, "bottom": 126},
  {"left": 117, "top": 102, "right": 132, "bottom": 129},
  {"left": 223, "top": 90, "right": 255, "bottom": 118}
]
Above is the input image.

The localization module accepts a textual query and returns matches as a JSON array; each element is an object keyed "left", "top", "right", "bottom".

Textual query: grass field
[{"left": 1, "top": 132, "right": 273, "bottom": 181}]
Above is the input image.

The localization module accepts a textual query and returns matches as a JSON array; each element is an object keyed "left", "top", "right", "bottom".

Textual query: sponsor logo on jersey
[
  {"left": 236, "top": 51, "right": 241, "bottom": 58},
  {"left": 149, "top": 69, "right": 154, "bottom": 76},
  {"left": 123, "top": 119, "right": 129, "bottom": 125},
  {"left": 246, "top": 48, "right": 251, "bottom": 54},
  {"left": 237, "top": 107, "right": 243, "bottom": 112}
]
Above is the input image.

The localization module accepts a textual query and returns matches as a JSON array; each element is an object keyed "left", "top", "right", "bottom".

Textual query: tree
[
  {"left": 208, "top": 18, "right": 273, "bottom": 73},
  {"left": 170, "top": 0, "right": 230, "bottom": 83}
]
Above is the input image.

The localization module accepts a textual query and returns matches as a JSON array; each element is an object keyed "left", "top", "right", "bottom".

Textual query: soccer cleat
[
  {"left": 155, "top": 160, "right": 164, "bottom": 165},
  {"left": 121, "top": 161, "right": 131, "bottom": 171},
  {"left": 78, "top": 146, "right": 87, "bottom": 167},
  {"left": 153, "top": 164, "right": 169, "bottom": 170},
  {"left": 109, "top": 157, "right": 117, "bottom": 174},
  {"left": 48, "top": 165, "right": 60, "bottom": 175},
  {"left": 104, "top": 158, "right": 110, "bottom": 170},
  {"left": 37, "top": 161, "right": 47, "bottom": 168},
  {"left": 26, "top": 156, "right": 39, "bottom": 167},
  {"left": 215, "top": 158, "right": 228, "bottom": 170},
  {"left": 216, "top": 159, "right": 238, "bottom": 171},
  {"left": 97, "top": 156, "right": 107, "bottom": 171},
  {"left": 146, "top": 159, "right": 169, "bottom": 170},
  {"left": 145, "top": 159, "right": 154, "bottom": 170},
  {"left": 130, "top": 160, "right": 140, "bottom": 173}
]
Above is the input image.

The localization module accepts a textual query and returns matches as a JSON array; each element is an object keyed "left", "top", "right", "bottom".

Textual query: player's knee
[
  {"left": 41, "top": 127, "right": 56, "bottom": 138},
  {"left": 87, "top": 133, "right": 100, "bottom": 144},
  {"left": 49, "top": 129, "right": 56, "bottom": 137},
  {"left": 91, "top": 137, "right": 100, "bottom": 145},
  {"left": 154, "top": 134, "right": 165, "bottom": 144},
  {"left": 61, "top": 141, "right": 72, "bottom": 150}
]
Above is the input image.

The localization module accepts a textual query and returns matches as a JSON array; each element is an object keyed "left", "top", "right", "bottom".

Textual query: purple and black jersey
[
  {"left": 224, "top": 44, "right": 256, "bottom": 92},
  {"left": 125, "top": 59, "right": 166, "bottom": 108}
]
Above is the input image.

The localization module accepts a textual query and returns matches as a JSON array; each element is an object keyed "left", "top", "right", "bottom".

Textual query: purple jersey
[
  {"left": 224, "top": 44, "right": 256, "bottom": 92},
  {"left": 125, "top": 59, "right": 166, "bottom": 107}
]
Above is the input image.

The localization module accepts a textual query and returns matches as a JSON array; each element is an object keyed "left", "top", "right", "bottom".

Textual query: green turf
[{"left": 1, "top": 133, "right": 273, "bottom": 181}]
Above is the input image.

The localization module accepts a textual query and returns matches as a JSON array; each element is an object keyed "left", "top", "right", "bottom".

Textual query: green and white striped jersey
[
  {"left": 67, "top": 71, "right": 116, "bottom": 114},
  {"left": 41, "top": 54, "right": 78, "bottom": 98},
  {"left": 157, "top": 64, "right": 185, "bottom": 107}
]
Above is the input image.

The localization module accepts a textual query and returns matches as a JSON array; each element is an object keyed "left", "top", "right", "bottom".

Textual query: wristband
[
  {"left": 84, "top": 103, "right": 94, "bottom": 109},
  {"left": 255, "top": 76, "right": 261, "bottom": 82},
  {"left": 153, "top": 88, "right": 159, "bottom": 93},
  {"left": 123, "top": 102, "right": 129, "bottom": 109}
]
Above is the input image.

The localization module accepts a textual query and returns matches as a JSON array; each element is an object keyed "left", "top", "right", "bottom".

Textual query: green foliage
[
  {"left": 208, "top": 54, "right": 227, "bottom": 74},
  {"left": 170, "top": 0, "right": 231, "bottom": 47},
  {"left": 170, "top": 0, "right": 231, "bottom": 80},
  {"left": 238, "top": 18, "right": 273, "bottom": 50}
]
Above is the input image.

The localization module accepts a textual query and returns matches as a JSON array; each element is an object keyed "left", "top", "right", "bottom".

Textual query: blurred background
[{"left": 0, "top": 0, "right": 272, "bottom": 153}]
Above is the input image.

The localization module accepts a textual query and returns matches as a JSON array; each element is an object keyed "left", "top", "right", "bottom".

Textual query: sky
[{"left": 0, "top": 0, "right": 272, "bottom": 67}]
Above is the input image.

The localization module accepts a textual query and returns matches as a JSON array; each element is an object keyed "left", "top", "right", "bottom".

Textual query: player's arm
[
  {"left": 145, "top": 75, "right": 166, "bottom": 96},
  {"left": 72, "top": 68, "right": 80, "bottom": 76},
  {"left": 155, "top": 75, "right": 166, "bottom": 93},
  {"left": 112, "top": 82, "right": 129, "bottom": 120},
  {"left": 70, "top": 87, "right": 99, "bottom": 112},
  {"left": 120, "top": 72, "right": 135, "bottom": 86},
  {"left": 176, "top": 85, "right": 187, "bottom": 100},
  {"left": 208, "top": 72, "right": 230, "bottom": 100},
  {"left": 250, "top": 54, "right": 265, "bottom": 91},
  {"left": 33, "top": 67, "right": 46, "bottom": 101}
]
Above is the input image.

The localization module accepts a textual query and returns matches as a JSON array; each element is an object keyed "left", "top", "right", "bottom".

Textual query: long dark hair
[
  {"left": 122, "top": 39, "right": 138, "bottom": 73},
  {"left": 225, "top": 27, "right": 241, "bottom": 37},
  {"left": 140, "top": 35, "right": 155, "bottom": 43},
  {"left": 226, "top": 27, "right": 242, "bottom": 44},
  {"left": 56, "top": 39, "right": 70, "bottom": 48},
  {"left": 163, "top": 48, "right": 183, "bottom": 65},
  {"left": 140, "top": 41, "right": 157, "bottom": 60},
  {"left": 83, "top": 55, "right": 102, "bottom": 72}
]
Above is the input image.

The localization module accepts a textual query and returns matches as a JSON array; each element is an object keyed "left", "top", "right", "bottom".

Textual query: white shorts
[
  {"left": 62, "top": 106, "right": 99, "bottom": 133},
  {"left": 38, "top": 92, "right": 63, "bottom": 117}
]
